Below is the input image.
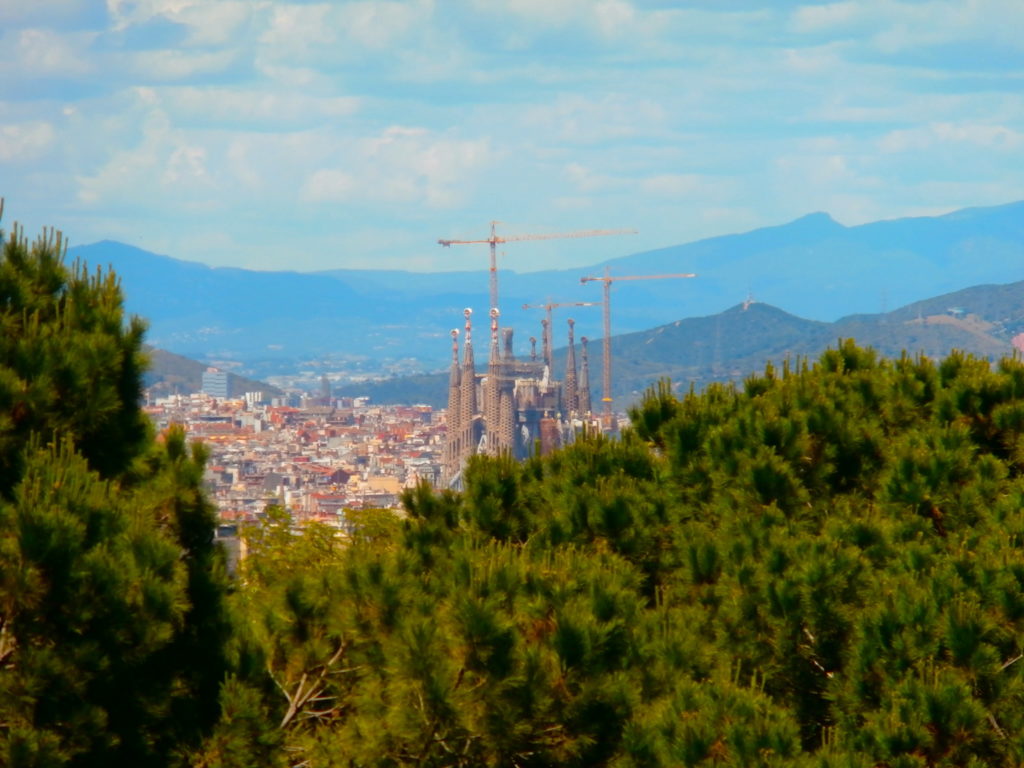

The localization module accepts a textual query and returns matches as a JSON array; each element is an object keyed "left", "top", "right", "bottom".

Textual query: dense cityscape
[{"left": 146, "top": 379, "right": 443, "bottom": 524}]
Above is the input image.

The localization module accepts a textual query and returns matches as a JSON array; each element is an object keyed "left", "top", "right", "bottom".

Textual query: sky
[{"left": 1, "top": 0, "right": 1023, "bottom": 273}]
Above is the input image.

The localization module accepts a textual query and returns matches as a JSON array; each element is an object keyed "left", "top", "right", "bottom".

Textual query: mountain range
[
  {"left": 70, "top": 200, "right": 1024, "bottom": 372},
  {"left": 333, "top": 278, "right": 1024, "bottom": 408}
]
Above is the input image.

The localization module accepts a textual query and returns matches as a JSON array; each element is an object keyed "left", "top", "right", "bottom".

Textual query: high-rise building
[{"left": 202, "top": 367, "right": 229, "bottom": 399}]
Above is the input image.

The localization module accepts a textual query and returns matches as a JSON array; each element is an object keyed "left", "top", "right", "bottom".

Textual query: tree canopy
[
  {"left": 0, "top": 214, "right": 228, "bottom": 767},
  {"left": 211, "top": 341, "right": 1024, "bottom": 767}
]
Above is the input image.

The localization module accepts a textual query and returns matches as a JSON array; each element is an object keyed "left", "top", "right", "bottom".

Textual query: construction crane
[
  {"left": 580, "top": 267, "right": 696, "bottom": 430},
  {"left": 438, "top": 222, "right": 636, "bottom": 315},
  {"left": 522, "top": 300, "right": 601, "bottom": 372}
]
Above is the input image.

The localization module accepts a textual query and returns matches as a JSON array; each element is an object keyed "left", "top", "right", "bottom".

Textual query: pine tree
[{"left": 0, "top": 210, "right": 228, "bottom": 766}]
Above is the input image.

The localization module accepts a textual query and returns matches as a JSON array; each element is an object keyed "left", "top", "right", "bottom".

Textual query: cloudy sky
[{"left": 2, "top": 0, "right": 1022, "bottom": 272}]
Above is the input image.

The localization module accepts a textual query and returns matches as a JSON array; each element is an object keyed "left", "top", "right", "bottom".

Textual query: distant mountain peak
[
  {"left": 81, "top": 239, "right": 161, "bottom": 254},
  {"left": 67, "top": 198, "right": 1024, "bottom": 367},
  {"left": 789, "top": 211, "right": 842, "bottom": 228}
]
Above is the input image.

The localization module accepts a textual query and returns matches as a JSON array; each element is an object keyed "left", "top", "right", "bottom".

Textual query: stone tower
[
  {"left": 579, "top": 335, "right": 592, "bottom": 416},
  {"left": 563, "top": 318, "right": 578, "bottom": 416},
  {"left": 442, "top": 328, "right": 461, "bottom": 484}
]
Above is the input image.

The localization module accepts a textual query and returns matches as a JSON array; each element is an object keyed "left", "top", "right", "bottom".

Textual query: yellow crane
[
  {"left": 580, "top": 267, "right": 696, "bottom": 429},
  {"left": 522, "top": 300, "right": 601, "bottom": 372},
  {"left": 439, "top": 222, "right": 636, "bottom": 315}
]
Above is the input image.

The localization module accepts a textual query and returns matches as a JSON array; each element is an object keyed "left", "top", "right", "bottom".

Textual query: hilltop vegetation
[
  {"left": 591, "top": 293, "right": 1016, "bottom": 398},
  {"left": 10, "top": 209, "right": 1024, "bottom": 767},
  {"left": 218, "top": 343, "right": 1024, "bottom": 767}
]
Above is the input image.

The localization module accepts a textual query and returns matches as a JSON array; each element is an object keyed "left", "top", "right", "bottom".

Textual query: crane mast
[
  {"left": 580, "top": 267, "right": 696, "bottom": 430},
  {"left": 522, "top": 300, "right": 600, "bottom": 372},
  {"left": 439, "top": 222, "right": 636, "bottom": 315}
]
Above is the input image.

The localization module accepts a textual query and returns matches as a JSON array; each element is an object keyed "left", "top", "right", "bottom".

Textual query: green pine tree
[{"left": 0, "top": 210, "right": 229, "bottom": 766}]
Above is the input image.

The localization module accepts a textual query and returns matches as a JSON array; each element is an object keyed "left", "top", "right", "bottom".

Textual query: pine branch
[
  {"left": 0, "top": 616, "right": 15, "bottom": 668},
  {"left": 1000, "top": 654, "right": 1022, "bottom": 671},
  {"left": 277, "top": 638, "right": 353, "bottom": 730},
  {"left": 988, "top": 712, "right": 1006, "bottom": 739}
]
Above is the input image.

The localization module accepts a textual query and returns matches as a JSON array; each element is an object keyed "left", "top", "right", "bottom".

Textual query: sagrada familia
[{"left": 442, "top": 307, "right": 598, "bottom": 487}]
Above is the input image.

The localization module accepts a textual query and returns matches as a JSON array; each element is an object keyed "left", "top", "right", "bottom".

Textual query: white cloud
[
  {"left": 254, "top": 62, "right": 324, "bottom": 88},
  {"left": 564, "top": 164, "right": 735, "bottom": 204},
  {"left": 1, "top": 0, "right": 1022, "bottom": 275},
  {"left": 160, "top": 86, "right": 359, "bottom": 127},
  {"left": 805, "top": 88, "right": 999, "bottom": 127},
  {"left": 640, "top": 174, "right": 708, "bottom": 199},
  {"left": 259, "top": 3, "right": 336, "bottom": 48},
  {"left": 520, "top": 94, "right": 668, "bottom": 144},
  {"left": 871, "top": 0, "right": 1024, "bottom": 53},
  {"left": 225, "top": 139, "right": 262, "bottom": 188},
  {"left": 201, "top": 128, "right": 342, "bottom": 198},
  {"left": 175, "top": 1, "right": 252, "bottom": 46},
  {"left": 911, "top": 178, "right": 1024, "bottom": 207},
  {"left": 592, "top": 0, "right": 636, "bottom": 38},
  {"left": 776, "top": 152, "right": 859, "bottom": 185},
  {"left": 250, "top": 0, "right": 460, "bottom": 84},
  {"left": 564, "top": 163, "right": 614, "bottom": 193},
  {"left": 303, "top": 169, "right": 358, "bottom": 202},
  {"left": 301, "top": 126, "right": 495, "bottom": 208},
  {"left": 106, "top": 0, "right": 195, "bottom": 30},
  {"left": 125, "top": 48, "right": 238, "bottom": 80},
  {"left": 791, "top": 0, "right": 1024, "bottom": 53},
  {"left": 791, "top": 1, "right": 865, "bottom": 33},
  {"left": 0, "top": 122, "right": 56, "bottom": 162},
  {"left": 162, "top": 144, "right": 209, "bottom": 184},
  {"left": 74, "top": 98, "right": 219, "bottom": 208},
  {"left": 933, "top": 122, "right": 1023, "bottom": 149},
  {"left": 0, "top": 0, "right": 95, "bottom": 26},
  {"left": 475, "top": 0, "right": 592, "bottom": 27},
  {"left": 769, "top": 147, "right": 891, "bottom": 225},
  {"left": 337, "top": 0, "right": 434, "bottom": 48},
  {"left": 879, "top": 122, "right": 1024, "bottom": 153},
  {"left": 11, "top": 28, "right": 94, "bottom": 77},
  {"left": 464, "top": 0, "right": 771, "bottom": 51},
  {"left": 106, "top": 0, "right": 254, "bottom": 46},
  {"left": 781, "top": 43, "right": 846, "bottom": 75}
]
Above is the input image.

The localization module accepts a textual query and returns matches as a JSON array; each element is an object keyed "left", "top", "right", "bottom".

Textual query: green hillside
[
  {"left": 144, "top": 346, "right": 283, "bottom": 399},
  {"left": 595, "top": 296, "right": 1014, "bottom": 399},
  {"left": 334, "top": 280, "right": 1024, "bottom": 407}
]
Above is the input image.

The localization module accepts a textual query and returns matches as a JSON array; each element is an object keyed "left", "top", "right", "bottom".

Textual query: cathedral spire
[
  {"left": 579, "top": 335, "right": 592, "bottom": 416},
  {"left": 563, "top": 318, "right": 578, "bottom": 415}
]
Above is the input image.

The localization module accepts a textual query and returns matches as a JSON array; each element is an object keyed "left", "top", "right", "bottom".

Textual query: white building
[{"left": 202, "top": 367, "right": 229, "bottom": 399}]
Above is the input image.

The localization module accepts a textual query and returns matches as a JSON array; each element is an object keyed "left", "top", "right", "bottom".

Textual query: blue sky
[{"left": 2, "top": 0, "right": 1022, "bottom": 273}]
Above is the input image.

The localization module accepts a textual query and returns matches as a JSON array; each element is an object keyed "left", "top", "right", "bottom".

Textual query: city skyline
[{"left": 2, "top": 0, "right": 1022, "bottom": 273}]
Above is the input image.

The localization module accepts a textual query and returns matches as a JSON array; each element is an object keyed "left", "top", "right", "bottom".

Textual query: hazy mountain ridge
[
  {"left": 71, "top": 200, "right": 1024, "bottom": 369},
  {"left": 335, "top": 279, "right": 1024, "bottom": 407}
]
